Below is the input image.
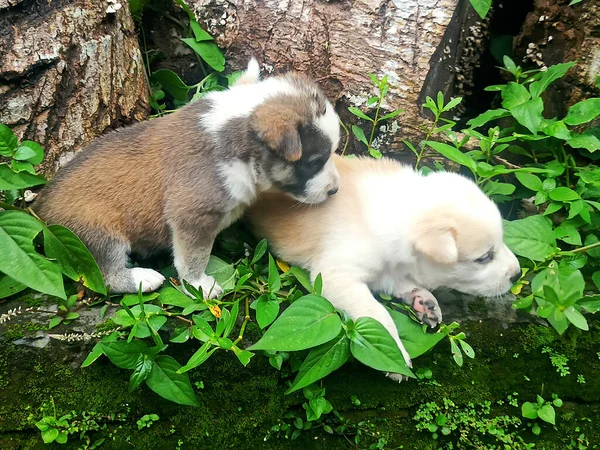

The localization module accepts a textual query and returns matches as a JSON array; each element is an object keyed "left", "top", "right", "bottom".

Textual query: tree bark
[{"left": 0, "top": 0, "right": 150, "bottom": 176}]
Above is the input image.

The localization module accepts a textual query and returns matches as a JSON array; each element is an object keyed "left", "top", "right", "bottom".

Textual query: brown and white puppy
[
  {"left": 34, "top": 60, "right": 341, "bottom": 297},
  {"left": 248, "top": 155, "right": 520, "bottom": 377}
]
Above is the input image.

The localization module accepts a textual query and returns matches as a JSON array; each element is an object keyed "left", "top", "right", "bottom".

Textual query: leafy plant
[
  {"left": 348, "top": 74, "right": 404, "bottom": 158},
  {"left": 521, "top": 393, "right": 562, "bottom": 435},
  {"left": 0, "top": 124, "right": 106, "bottom": 301}
]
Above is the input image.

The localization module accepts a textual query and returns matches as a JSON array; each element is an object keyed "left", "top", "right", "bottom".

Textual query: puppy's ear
[
  {"left": 413, "top": 216, "right": 458, "bottom": 264},
  {"left": 251, "top": 102, "right": 303, "bottom": 162}
]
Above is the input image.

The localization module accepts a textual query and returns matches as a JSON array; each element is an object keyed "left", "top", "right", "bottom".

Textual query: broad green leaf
[
  {"left": 14, "top": 141, "right": 44, "bottom": 164},
  {"left": 190, "top": 20, "right": 215, "bottom": 42},
  {"left": 170, "top": 327, "right": 190, "bottom": 343},
  {"left": 288, "top": 266, "right": 313, "bottom": 291},
  {"left": 268, "top": 254, "right": 281, "bottom": 293},
  {"left": 348, "top": 107, "right": 373, "bottom": 122},
  {"left": 251, "top": 239, "right": 268, "bottom": 264},
  {"left": 515, "top": 172, "right": 542, "bottom": 191},
  {"left": 157, "top": 286, "right": 195, "bottom": 308},
  {"left": 503, "top": 55, "right": 518, "bottom": 75},
  {"left": 150, "top": 69, "right": 190, "bottom": 102},
  {"left": 534, "top": 265, "right": 585, "bottom": 306},
  {"left": 424, "top": 141, "right": 477, "bottom": 172},
  {"left": 529, "top": 62, "right": 576, "bottom": 98},
  {"left": 232, "top": 346, "right": 254, "bottom": 366},
  {"left": 468, "top": 0, "right": 492, "bottom": 19},
  {"left": 503, "top": 216, "right": 557, "bottom": 261},
  {"left": 81, "top": 332, "right": 119, "bottom": 368},
  {"left": 0, "top": 210, "right": 65, "bottom": 298},
  {"left": 43, "top": 225, "right": 106, "bottom": 294},
  {"left": 483, "top": 180, "right": 515, "bottom": 197},
  {"left": 100, "top": 340, "right": 148, "bottom": 369},
  {"left": 42, "top": 427, "right": 59, "bottom": 444},
  {"left": 48, "top": 316, "right": 63, "bottom": 329},
  {"left": 568, "top": 133, "right": 600, "bottom": 152},
  {"left": 146, "top": 356, "right": 199, "bottom": 407},
  {"left": 0, "top": 124, "right": 18, "bottom": 157},
  {"left": 11, "top": 160, "right": 35, "bottom": 174},
  {"left": 286, "top": 333, "right": 351, "bottom": 394},
  {"left": 0, "top": 163, "right": 46, "bottom": 190},
  {"left": 121, "top": 292, "right": 160, "bottom": 307},
  {"left": 349, "top": 317, "right": 414, "bottom": 377},
  {"left": 458, "top": 339, "right": 475, "bottom": 358},
  {"left": 129, "top": 354, "right": 153, "bottom": 392},
  {"left": 502, "top": 82, "right": 530, "bottom": 109},
  {"left": 388, "top": 309, "right": 445, "bottom": 358},
  {"left": 0, "top": 275, "right": 27, "bottom": 299},
  {"left": 248, "top": 294, "right": 342, "bottom": 351},
  {"left": 113, "top": 304, "right": 167, "bottom": 338},
  {"left": 579, "top": 295, "right": 600, "bottom": 313},
  {"left": 594, "top": 271, "right": 600, "bottom": 291},
  {"left": 564, "top": 98, "right": 600, "bottom": 125},
  {"left": 181, "top": 39, "right": 225, "bottom": 72},
  {"left": 537, "top": 404, "right": 556, "bottom": 425},
  {"left": 542, "top": 120, "right": 571, "bottom": 140},
  {"left": 553, "top": 224, "right": 582, "bottom": 245},
  {"left": 205, "top": 255, "right": 236, "bottom": 291},
  {"left": 521, "top": 402, "right": 538, "bottom": 419},
  {"left": 256, "top": 297, "right": 280, "bottom": 329},
  {"left": 467, "top": 109, "right": 510, "bottom": 128},
  {"left": 510, "top": 98, "right": 544, "bottom": 134},
  {"left": 564, "top": 306, "right": 588, "bottom": 331},
  {"left": 549, "top": 187, "right": 580, "bottom": 201},
  {"left": 351, "top": 125, "right": 368, "bottom": 146},
  {"left": 443, "top": 97, "right": 462, "bottom": 112}
]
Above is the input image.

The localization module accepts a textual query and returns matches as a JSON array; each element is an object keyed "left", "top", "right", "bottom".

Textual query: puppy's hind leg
[{"left": 84, "top": 232, "right": 165, "bottom": 293}]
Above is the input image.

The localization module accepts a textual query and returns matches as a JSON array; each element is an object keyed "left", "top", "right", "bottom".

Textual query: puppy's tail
[{"left": 235, "top": 57, "right": 261, "bottom": 86}]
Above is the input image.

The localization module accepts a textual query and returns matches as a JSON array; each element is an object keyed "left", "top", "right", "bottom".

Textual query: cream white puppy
[{"left": 248, "top": 155, "right": 520, "bottom": 377}]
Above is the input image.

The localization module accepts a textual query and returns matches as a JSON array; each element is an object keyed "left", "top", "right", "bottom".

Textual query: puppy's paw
[
  {"left": 131, "top": 268, "right": 166, "bottom": 292},
  {"left": 407, "top": 288, "right": 443, "bottom": 328},
  {"left": 185, "top": 274, "right": 223, "bottom": 299},
  {"left": 385, "top": 372, "right": 409, "bottom": 383}
]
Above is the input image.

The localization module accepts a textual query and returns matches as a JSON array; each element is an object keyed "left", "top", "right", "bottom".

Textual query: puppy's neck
[{"left": 217, "top": 157, "right": 272, "bottom": 206}]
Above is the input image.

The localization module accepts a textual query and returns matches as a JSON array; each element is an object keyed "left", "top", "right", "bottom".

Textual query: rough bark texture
[
  {"left": 514, "top": 0, "right": 600, "bottom": 119},
  {"left": 0, "top": 0, "right": 150, "bottom": 176},
  {"left": 188, "top": 0, "right": 466, "bottom": 153}
]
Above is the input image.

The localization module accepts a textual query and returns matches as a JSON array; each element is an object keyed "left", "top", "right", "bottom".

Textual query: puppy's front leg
[
  {"left": 319, "top": 272, "right": 412, "bottom": 371},
  {"left": 170, "top": 214, "right": 223, "bottom": 299},
  {"left": 394, "top": 285, "right": 443, "bottom": 328}
]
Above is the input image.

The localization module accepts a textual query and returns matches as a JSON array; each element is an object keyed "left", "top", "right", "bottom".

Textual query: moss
[
  {"left": 94, "top": 318, "right": 118, "bottom": 332},
  {"left": 1, "top": 318, "right": 600, "bottom": 449},
  {"left": 3, "top": 322, "right": 47, "bottom": 341}
]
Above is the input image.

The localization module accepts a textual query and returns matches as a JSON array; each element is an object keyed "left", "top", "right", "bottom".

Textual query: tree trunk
[{"left": 0, "top": 0, "right": 150, "bottom": 176}]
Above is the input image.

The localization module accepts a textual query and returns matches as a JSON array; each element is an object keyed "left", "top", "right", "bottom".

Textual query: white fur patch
[
  {"left": 185, "top": 274, "right": 223, "bottom": 299},
  {"left": 131, "top": 268, "right": 166, "bottom": 292},
  {"left": 218, "top": 159, "right": 258, "bottom": 204},
  {"left": 200, "top": 77, "right": 297, "bottom": 133},
  {"left": 315, "top": 102, "right": 341, "bottom": 151},
  {"left": 301, "top": 157, "right": 340, "bottom": 204}
]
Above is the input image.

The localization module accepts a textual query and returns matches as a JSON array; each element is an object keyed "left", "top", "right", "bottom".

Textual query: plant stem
[
  {"left": 367, "top": 96, "right": 382, "bottom": 152},
  {"left": 0, "top": 200, "right": 20, "bottom": 211},
  {"left": 560, "top": 144, "right": 570, "bottom": 187},
  {"left": 233, "top": 298, "right": 251, "bottom": 346},
  {"left": 339, "top": 119, "right": 350, "bottom": 156},
  {"left": 415, "top": 114, "right": 440, "bottom": 170},
  {"left": 559, "top": 241, "right": 600, "bottom": 255}
]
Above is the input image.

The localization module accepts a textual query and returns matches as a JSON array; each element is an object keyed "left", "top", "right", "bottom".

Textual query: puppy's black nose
[
  {"left": 510, "top": 271, "right": 521, "bottom": 284},
  {"left": 327, "top": 187, "right": 338, "bottom": 196}
]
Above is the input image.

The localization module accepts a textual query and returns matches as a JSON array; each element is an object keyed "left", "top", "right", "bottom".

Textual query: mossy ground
[{"left": 1, "top": 310, "right": 599, "bottom": 449}]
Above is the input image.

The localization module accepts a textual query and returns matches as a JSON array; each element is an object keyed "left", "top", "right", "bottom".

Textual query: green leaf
[
  {"left": 458, "top": 340, "right": 475, "bottom": 359},
  {"left": 482, "top": 180, "right": 516, "bottom": 197},
  {"left": 537, "top": 404, "right": 556, "bottom": 425},
  {"left": 443, "top": 97, "right": 462, "bottom": 112},
  {"left": 288, "top": 266, "right": 313, "bottom": 292},
  {"left": 190, "top": 20, "right": 215, "bottom": 42},
  {"left": 510, "top": 98, "right": 544, "bottom": 134},
  {"left": 0, "top": 275, "right": 27, "bottom": 299},
  {"left": 157, "top": 286, "right": 195, "bottom": 308},
  {"left": 268, "top": 254, "right": 281, "bottom": 293},
  {"left": 129, "top": 354, "right": 153, "bottom": 392},
  {"left": 150, "top": 69, "right": 190, "bottom": 102},
  {"left": 100, "top": 340, "right": 148, "bottom": 369},
  {"left": 256, "top": 297, "right": 280, "bottom": 329},
  {"left": 178, "top": 341, "right": 215, "bottom": 373},
  {"left": 81, "top": 332, "right": 119, "bottom": 368},
  {"left": 0, "top": 163, "right": 46, "bottom": 189},
  {"left": 579, "top": 296, "right": 600, "bottom": 313},
  {"left": 145, "top": 356, "right": 199, "bottom": 407},
  {"left": 549, "top": 187, "right": 580, "bottom": 201},
  {"left": 232, "top": 346, "right": 254, "bottom": 366},
  {"left": 43, "top": 225, "right": 106, "bottom": 294},
  {"left": 42, "top": 427, "right": 59, "bottom": 444},
  {"left": 521, "top": 402, "right": 538, "bottom": 419},
  {"left": 348, "top": 107, "right": 373, "bottom": 122},
  {"left": 515, "top": 172, "right": 543, "bottom": 191},
  {"left": 388, "top": 309, "right": 445, "bottom": 358},
  {"left": 564, "top": 306, "right": 588, "bottom": 331},
  {"left": 113, "top": 305, "right": 167, "bottom": 338},
  {"left": 170, "top": 327, "right": 190, "bottom": 343},
  {"left": 181, "top": 39, "right": 225, "bottom": 72},
  {"left": 502, "top": 82, "right": 530, "bottom": 109},
  {"left": 14, "top": 141, "right": 44, "bottom": 164},
  {"left": 0, "top": 210, "right": 65, "bottom": 298},
  {"left": 542, "top": 120, "right": 572, "bottom": 140},
  {"left": 286, "top": 333, "right": 351, "bottom": 394},
  {"left": 424, "top": 141, "right": 477, "bottom": 172},
  {"left": 121, "top": 292, "right": 160, "bottom": 307},
  {"left": 503, "top": 55, "right": 518, "bottom": 75},
  {"left": 379, "top": 109, "right": 404, "bottom": 121},
  {"left": 351, "top": 125, "right": 368, "bottom": 146},
  {"left": 593, "top": 270, "right": 600, "bottom": 290},
  {"left": 205, "top": 255, "right": 236, "bottom": 291},
  {"left": 349, "top": 317, "right": 414, "bottom": 378},
  {"left": 450, "top": 339, "right": 463, "bottom": 366},
  {"left": 503, "top": 216, "right": 557, "bottom": 261},
  {"left": 565, "top": 98, "right": 600, "bottom": 126},
  {"left": 0, "top": 124, "right": 18, "bottom": 157},
  {"left": 55, "top": 431, "right": 68, "bottom": 444},
  {"left": 11, "top": 160, "right": 35, "bottom": 174},
  {"left": 468, "top": 0, "right": 492, "bottom": 19},
  {"left": 467, "top": 109, "right": 511, "bottom": 128},
  {"left": 553, "top": 224, "right": 582, "bottom": 245},
  {"left": 248, "top": 294, "right": 342, "bottom": 351},
  {"left": 48, "top": 316, "right": 63, "bottom": 329},
  {"left": 529, "top": 62, "right": 576, "bottom": 98},
  {"left": 568, "top": 133, "right": 600, "bottom": 152},
  {"left": 251, "top": 239, "right": 268, "bottom": 264}
]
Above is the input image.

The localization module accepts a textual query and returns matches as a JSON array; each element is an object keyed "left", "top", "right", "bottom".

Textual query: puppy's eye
[{"left": 475, "top": 250, "right": 494, "bottom": 264}]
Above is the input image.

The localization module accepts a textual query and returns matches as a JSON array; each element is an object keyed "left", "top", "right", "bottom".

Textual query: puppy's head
[
  {"left": 411, "top": 174, "right": 520, "bottom": 297},
  {"left": 250, "top": 74, "right": 340, "bottom": 204}
]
